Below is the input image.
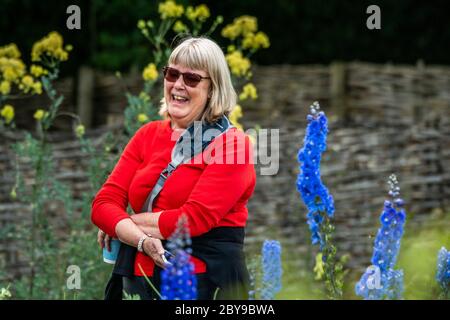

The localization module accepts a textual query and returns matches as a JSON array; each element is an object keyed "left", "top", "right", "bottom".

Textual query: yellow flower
[
  {"left": 137, "top": 19, "right": 146, "bottom": 30},
  {"left": 186, "top": 4, "right": 210, "bottom": 22},
  {"left": 221, "top": 24, "right": 240, "bottom": 40},
  {"left": 229, "top": 105, "right": 243, "bottom": 131},
  {"left": 21, "top": 75, "right": 34, "bottom": 87},
  {"left": 2, "top": 67, "right": 14, "bottom": 82},
  {"left": 0, "top": 44, "right": 21, "bottom": 59},
  {"left": 65, "top": 44, "right": 73, "bottom": 52},
  {"left": 55, "top": 48, "right": 68, "bottom": 61},
  {"left": 137, "top": 113, "right": 149, "bottom": 123},
  {"left": 185, "top": 6, "right": 196, "bottom": 21},
  {"left": 254, "top": 31, "right": 270, "bottom": 48},
  {"left": 142, "top": 63, "right": 158, "bottom": 81},
  {"left": 0, "top": 80, "right": 11, "bottom": 95},
  {"left": 30, "top": 64, "right": 48, "bottom": 78},
  {"left": 75, "top": 124, "right": 85, "bottom": 138},
  {"left": 1, "top": 104, "right": 14, "bottom": 124},
  {"left": 31, "top": 31, "right": 69, "bottom": 62},
  {"left": 195, "top": 5, "right": 210, "bottom": 21},
  {"left": 242, "top": 31, "right": 270, "bottom": 50},
  {"left": 33, "top": 81, "right": 42, "bottom": 95},
  {"left": 158, "top": 0, "right": 184, "bottom": 20},
  {"left": 139, "top": 91, "right": 150, "bottom": 102},
  {"left": 227, "top": 45, "right": 236, "bottom": 53},
  {"left": 235, "top": 16, "right": 257, "bottom": 35},
  {"left": 173, "top": 20, "right": 187, "bottom": 33},
  {"left": 19, "top": 75, "right": 42, "bottom": 95},
  {"left": 313, "top": 253, "right": 325, "bottom": 280},
  {"left": 221, "top": 16, "right": 258, "bottom": 40},
  {"left": 239, "top": 83, "right": 258, "bottom": 101},
  {"left": 0, "top": 57, "right": 26, "bottom": 83},
  {"left": 225, "top": 51, "right": 251, "bottom": 77},
  {"left": 33, "top": 109, "right": 46, "bottom": 121},
  {"left": 242, "top": 33, "right": 253, "bottom": 49}
]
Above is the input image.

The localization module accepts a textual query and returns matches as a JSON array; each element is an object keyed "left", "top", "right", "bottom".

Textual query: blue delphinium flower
[
  {"left": 160, "top": 214, "right": 197, "bottom": 300},
  {"left": 355, "top": 174, "right": 406, "bottom": 300},
  {"left": 296, "top": 101, "right": 335, "bottom": 247},
  {"left": 355, "top": 267, "right": 404, "bottom": 300},
  {"left": 260, "top": 240, "right": 282, "bottom": 300},
  {"left": 436, "top": 246, "right": 450, "bottom": 297}
]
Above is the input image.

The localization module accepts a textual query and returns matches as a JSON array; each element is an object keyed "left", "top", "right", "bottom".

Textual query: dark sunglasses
[{"left": 162, "top": 66, "right": 210, "bottom": 88}]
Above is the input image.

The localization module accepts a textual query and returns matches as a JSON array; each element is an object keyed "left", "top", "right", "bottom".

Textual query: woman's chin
[{"left": 168, "top": 108, "right": 188, "bottom": 120}]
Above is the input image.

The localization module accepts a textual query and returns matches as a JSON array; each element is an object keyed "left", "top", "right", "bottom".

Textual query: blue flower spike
[
  {"left": 355, "top": 174, "right": 406, "bottom": 300},
  {"left": 436, "top": 246, "right": 450, "bottom": 298},
  {"left": 160, "top": 214, "right": 197, "bottom": 300},
  {"left": 261, "top": 240, "right": 282, "bottom": 300},
  {"left": 296, "top": 101, "right": 335, "bottom": 248}
]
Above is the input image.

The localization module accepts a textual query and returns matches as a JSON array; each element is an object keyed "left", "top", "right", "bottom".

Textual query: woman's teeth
[{"left": 172, "top": 94, "right": 189, "bottom": 102}]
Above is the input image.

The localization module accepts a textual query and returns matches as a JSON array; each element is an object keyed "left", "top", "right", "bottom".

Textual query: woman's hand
[
  {"left": 142, "top": 237, "right": 166, "bottom": 269},
  {"left": 97, "top": 229, "right": 111, "bottom": 251}
]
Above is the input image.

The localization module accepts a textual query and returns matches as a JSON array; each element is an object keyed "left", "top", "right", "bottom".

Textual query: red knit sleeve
[
  {"left": 158, "top": 131, "right": 256, "bottom": 238},
  {"left": 91, "top": 123, "right": 150, "bottom": 237}
]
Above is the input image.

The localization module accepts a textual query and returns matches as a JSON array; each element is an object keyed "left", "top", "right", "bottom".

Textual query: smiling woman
[
  {"left": 163, "top": 63, "right": 212, "bottom": 129},
  {"left": 91, "top": 36, "right": 256, "bottom": 300},
  {"left": 159, "top": 37, "right": 238, "bottom": 128}
]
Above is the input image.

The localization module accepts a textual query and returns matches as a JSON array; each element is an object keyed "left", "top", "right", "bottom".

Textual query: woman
[{"left": 91, "top": 37, "right": 256, "bottom": 300}]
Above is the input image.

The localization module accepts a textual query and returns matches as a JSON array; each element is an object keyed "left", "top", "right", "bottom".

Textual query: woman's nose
[{"left": 173, "top": 74, "right": 186, "bottom": 88}]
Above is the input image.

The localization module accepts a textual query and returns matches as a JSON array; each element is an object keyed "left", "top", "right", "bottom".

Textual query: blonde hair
[{"left": 159, "top": 36, "right": 237, "bottom": 123}]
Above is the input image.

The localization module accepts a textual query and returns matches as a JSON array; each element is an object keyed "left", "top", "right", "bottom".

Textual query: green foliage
[
  {"left": 123, "top": 291, "right": 142, "bottom": 300},
  {"left": 123, "top": 91, "right": 161, "bottom": 137},
  {"left": 396, "top": 214, "right": 450, "bottom": 300},
  {"left": 267, "top": 246, "right": 326, "bottom": 300},
  {"left": 317, "top": 217, "right": 348, "bottom": 299},
  {"left": 0, "top": 35, "right": 114, "bottom": 298},
  {"left": 247, "top": 253, "right": 261, "bottom": 299},
  {"left": 78, "top": 131, "right": 122, "bottom": 191}
]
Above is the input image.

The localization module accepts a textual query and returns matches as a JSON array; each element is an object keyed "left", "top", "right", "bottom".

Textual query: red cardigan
[{"left": 91, "top": 119, "right": 256, "bottom": 276}]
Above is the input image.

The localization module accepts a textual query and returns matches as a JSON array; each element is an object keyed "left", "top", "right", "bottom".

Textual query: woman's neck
[{"left": 170, "top": 120, "right": 186, "bottom": 130}]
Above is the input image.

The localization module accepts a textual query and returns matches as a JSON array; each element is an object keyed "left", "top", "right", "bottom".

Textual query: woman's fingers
[
  {"left": 143, "top": 238, "right": 166, "bottom": 269},
  {"left": 152, "top": 238, "right": 165, "bottom": 256},
  {"left": 153, "top": 253, "right": 166, "bottom": 269},
  {"left": 97, "top": 230, "right": 105, "bottom": 248},
  {"left": 104, "top": 234, "right": 111, "bottom": 252},
  {"left": 97, "top": 230, "right": 112, "bottom": 251}
]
